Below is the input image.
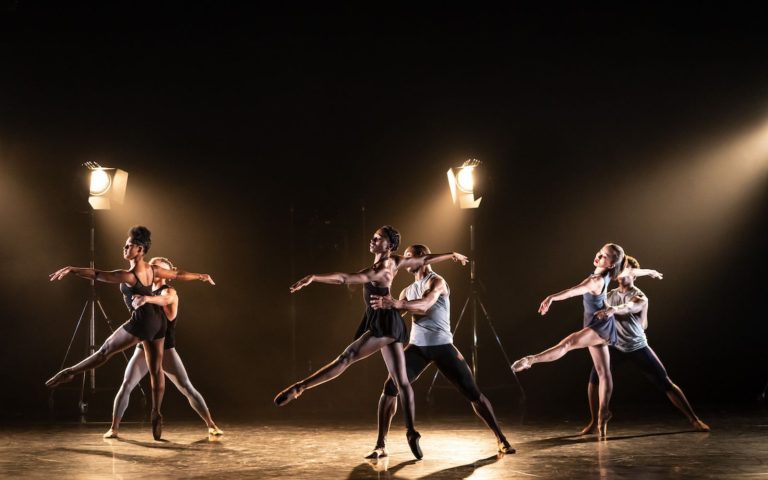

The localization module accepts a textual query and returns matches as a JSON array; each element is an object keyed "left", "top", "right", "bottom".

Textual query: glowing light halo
[{"left": 89, "top": 169, "right": 112, "bottom": 196}]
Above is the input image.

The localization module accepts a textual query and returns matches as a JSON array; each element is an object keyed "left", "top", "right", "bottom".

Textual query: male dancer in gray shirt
[
  {"left": 368, "top": 244, "right": 514, "bottom": 458},
  {"left": 582, "top": 255, "right": 710, "bottom": 434}
]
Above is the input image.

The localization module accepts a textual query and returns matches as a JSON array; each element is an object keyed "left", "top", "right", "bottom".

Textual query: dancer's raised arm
[
  {"left": 153, "top": 265, "right": 215, "bottom": 285},
  {"left": 618, "top": 266, "right": 663, "bottom": 280},
  {"left": 538, "top": 274, "right": 607, "bottom": 315},
  {"left": 289, "top": 266, "right": 386, "bottom": 293}
]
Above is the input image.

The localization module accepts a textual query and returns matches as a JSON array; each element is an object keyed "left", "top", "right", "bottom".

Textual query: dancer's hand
[
  {"left": 290, "top": 275, "right": 313, "bottom": 293},
  {"left": 538, "top": 296, "right": 553, "bottom": 315},
  {"left": 370, "top": 294, "right": 399, "bottom": 310},
  {"left": 132, "top": 295, "right": 148, "bottom": 309},
  {"left": 452, "top": 252, "right": 469, "bottom": 265},
  {"left": 49, "top": 266, "right": 74, "bottom": 281},
  {"left": 198, "top": 273, "right": 216, "bottom": 285},
  {"left": 594, "top": 306, "right": 616, "bottom": 319}
]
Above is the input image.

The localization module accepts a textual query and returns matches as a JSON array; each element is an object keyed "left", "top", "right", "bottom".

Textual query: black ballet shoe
[
  {"left": 45, "top": 369, "right": 75, "bottom": 388},
  {"left": 274, "top": 383, "right": 304, "bottom": 407},
  {"left": 406, "top": 430, "right": 423, "bottom": 460},
  {"left": 498, "top": 440, "right": 516, "bottom": 454},
  {"left": 151, "top": 411, "right": 163, "bottom": 440},
  {"left": 364, "top": 446, "right": 388, "bottom": 459}
]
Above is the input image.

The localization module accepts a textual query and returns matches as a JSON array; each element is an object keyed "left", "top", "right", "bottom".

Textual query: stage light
[
  {"left": 447, "top": 159, "right": 482, "bottom": 209},
  {"left": 84, "top": 161, "right": 128, "bottom": 210}
]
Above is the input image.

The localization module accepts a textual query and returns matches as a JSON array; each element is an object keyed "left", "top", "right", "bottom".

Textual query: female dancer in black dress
[
  {"left": 46, "top": 226, "right": 215, "bottom": 440},
  {"left": 104, "top": 256, "right": 223, "bottom": 439},
  {"left": 511, "top": 243, "right": 628, "bottom": 437},
  {"left": 274, "top": 226, "right": 467, "bottom": 459}
]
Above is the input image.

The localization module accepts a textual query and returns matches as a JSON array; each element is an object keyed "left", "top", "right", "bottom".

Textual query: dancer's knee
[
  {"left": 337, "top": 347, "right": 358, "bottom": 367},
  {"left": 383, "top": 378, "right": 398, "bottom": 397}
]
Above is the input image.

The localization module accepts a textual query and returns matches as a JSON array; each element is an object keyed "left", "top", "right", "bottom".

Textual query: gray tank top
[
  {"left": 405, "top": 271, "right": 453, "bottom": 346},
  {"left": 607, "top": 285, "right": 648, "bottom": 352}
]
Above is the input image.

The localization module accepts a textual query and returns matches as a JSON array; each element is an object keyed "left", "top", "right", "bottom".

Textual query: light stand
[
  {"left": 49, "top": 163, "right": 143, "bottom": 420},
  {"left": 427, "top": 160, "right": 526, "bottom": 408}
]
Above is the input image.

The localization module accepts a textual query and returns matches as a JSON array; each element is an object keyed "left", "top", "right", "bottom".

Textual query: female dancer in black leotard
[
  {"left": 46, "top": 226, "right": 215, "bottom": 440},
  {"left": 511, "top": 243, "right": 627, "bottom": 437},
  {"left": 274, "top": 225, "right": 467, "bottom": 459},
  {"left": 104, "top": 256, "right": 223, "bottom": 439}
]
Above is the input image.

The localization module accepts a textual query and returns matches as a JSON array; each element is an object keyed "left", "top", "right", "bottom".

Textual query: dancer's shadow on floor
[
  {"left": 346, "top": 454, "right": 499, "bottom": 480},
  {"left": 517, "top": 429, "right": 700, "bottom": 451},
  {"left": 115, "top": 436, "right": 229, "bottom": 451}
]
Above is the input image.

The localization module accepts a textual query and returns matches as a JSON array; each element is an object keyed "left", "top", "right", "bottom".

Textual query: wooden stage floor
[{"left": 1, "top": 409, "right": 767, "bottom": 479}]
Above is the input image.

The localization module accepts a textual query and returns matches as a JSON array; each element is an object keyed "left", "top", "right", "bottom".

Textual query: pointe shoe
[
  {"left": 208, "top": 425, "right": 224, "bottom": 436},
  {"left": 497, "top": 440, "right": 516, "bottom": 454},
  {"left": 692, "top": 419, "right": 710, "bottom": 432},
  {"left": 579, "top": 421, "right": 597, "bottom": 435},
  {"left": 274, "top": 383, "right": 304, "bottom": 407},
  {"left": 364, "top": 446, "right": 388, "bottom": 459},
  {"left": 151, "top": 411, "right": 163, "bottom": 440},
  {"left": 511, "top": 356, "right": 533, "bottom": 373},
  {"left": 103, "top": 428, "right": 119, "bottom": 439},
  {"left": 597, "top": 411, "right": 612, "bottom": 438},
  {"left": 45, "top": 369, "right": 75, "bottom": 388},
  {"left": 406, "top": 430, "right": 423, "bottom": 460}
]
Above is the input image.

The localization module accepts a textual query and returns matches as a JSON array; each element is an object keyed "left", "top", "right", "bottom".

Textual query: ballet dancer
[
  {"left": 579, "top": 255, "right": 709, "bottom": 434},
  {"left": 46, "top": 226, "right": 215, "bottom": 440},
  {"left": 366, "top": 244, "right": 515, "bottom": 459},
  {"left": 511, "top": 243, "right": 626, "bottom": 437},
  {"left": 274, "top": 226, "right": 467, "bottom": 459}
]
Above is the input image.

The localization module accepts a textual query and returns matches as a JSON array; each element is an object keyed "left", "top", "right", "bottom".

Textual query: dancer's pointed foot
[
  {"left": 406, "top": 430, "right": 423, "bottom": 460},
  {"left": 208, "top": 425, "right": 224, "bottom": 436},
  {"left": 511, "top": 356, "right": 533, "bottom": 373},
  {"left": 274, "top": 382, "right": 305, "bottom": 407},
  {"left": 151, "top": 411, "right": 163, "bottom": 440},
  {"left": 580, "top": 421, "right": 597, "bottom": 435},
  {"left": 691, "top": 418, "right": 710, "bottom": 432},
  {"left": 497, "top": 439, "right": 516, "bottom": 454},
  {"left": 597, "top": 410, "right": 612, "bottom": 438},
  {"left": 364, "top": 446, "right": 388, "bottom": 459},
  {"left": 45, "top": 369, "right": 74, "bottom": 388},
  {"left": 103, "top": 428, "right": 119, "bottom": 439}
]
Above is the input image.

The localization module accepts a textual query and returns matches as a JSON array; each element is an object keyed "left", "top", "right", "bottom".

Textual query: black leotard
[
  {"left": 353, "top": 282, "right": 408, "bottom": 343},
  {"left": 120, "top": 268, "right": 166, "bottom": 341},
  {"left": 137, "top": 284, "right": 175, "bottom": 350}
]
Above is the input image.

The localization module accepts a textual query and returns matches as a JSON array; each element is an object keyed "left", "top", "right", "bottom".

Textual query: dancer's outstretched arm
[
  {"left": 153, "top": 265, "right": 215, "bottom": 285},
  {"left": 289, "top": 265, "right": 385, "bottom": 293},
  {"left": 396, "top": 252, "right": 468, "bottom": 270},
  {"left": 618, "top": 267, "right": 663, "bottom": 279},
  {"left": 538, "top": 275, "right": 605, "bottom": 315},
  {"left": 369, "top": 276, "right": 446, "bottom": 317},
  {"left": 49, "top": 266, "right": 135, "bottom": 283}
]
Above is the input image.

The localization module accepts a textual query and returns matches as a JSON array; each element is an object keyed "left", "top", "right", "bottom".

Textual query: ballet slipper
[
  {"left": 45, "top": 369, "right": 75, "bottom": 388},
  {"left": 511, "top": 356, "right": 533, "bottom": 373},
  {"left": 597, "top": 410, "right": 612, "bottom": 439},
  {"left": 579, "top": 421, "right": 597, "bottom": 435},
  {"left": 151, "top": 411, "right": 163, "bottom": 440},
  {"left": 406, "top": 430, "right": 423, "bottom": 460},
  {"left": 208, "top": 425, "right": 224, "bottom": 436},
  {"left": 364, "top": 446, "right": 388, "bottom": 459},
  {"left": 274, "top": 382, "right": 305, "bottom": 407},
  {"left": 497, "top": 439, "right": 516, "bottom": 454},
  {"left": 103, "top": 428, "right": 119, "bottom": 439},
  {"left": 691, "top": 418, "right": 710, "bottom": 432}
]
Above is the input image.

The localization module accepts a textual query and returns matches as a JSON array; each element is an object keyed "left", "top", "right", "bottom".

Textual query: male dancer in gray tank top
[
  {"left": 581, "top": 255, "right": 709, "bottom": 434},
  {"left": 367, "top": 244, "right": 515, "bottom": 458}
]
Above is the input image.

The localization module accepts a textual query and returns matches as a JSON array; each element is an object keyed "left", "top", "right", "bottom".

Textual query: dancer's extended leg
[
  {"left": 512, "top": 327, "right": 607, "bottom": 371},
  {"left": 106, "top": 347, "right": 148, "bottom": 438},
  {"left": 163, "top": 349, "right": 223, "bottom": 435},
  {"left": 274, "top": 332, "right": 393, "bottom": 406},
  {"left": 46, "top": 327, "right": 140, "bottom": 387}
]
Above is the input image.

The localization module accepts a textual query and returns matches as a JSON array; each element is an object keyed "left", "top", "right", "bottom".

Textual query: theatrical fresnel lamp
[
  {"left": 447, "top": 159, "right": 483, "bottom": 209},
  {"left": 85, "top": 161, "right": 128, "bottom": 210}
]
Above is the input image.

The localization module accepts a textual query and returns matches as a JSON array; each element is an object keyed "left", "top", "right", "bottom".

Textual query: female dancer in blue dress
[
  {"left": 274, "top": 225, "right": 467, "bottom": 459},
  {"left": 511, "top": 243, "right": 629, "bottom": 437},
  {"left": 46, "top": 226, "right": 215, "bottom": 440},
  {"left": 103, "top": 256, "right": 223, "bottom": 439}
]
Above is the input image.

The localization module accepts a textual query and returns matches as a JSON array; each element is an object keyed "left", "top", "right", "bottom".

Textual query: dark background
[{"left": 1, "top": 3, "right": 766, "bottom": 424}]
